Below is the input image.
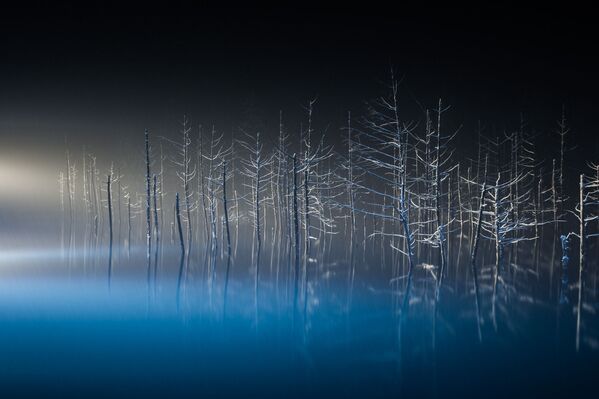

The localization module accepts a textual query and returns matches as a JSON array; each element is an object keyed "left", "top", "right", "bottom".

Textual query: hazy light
[{"left": 0, "top": 157, "right": 57, "bottom": 202}]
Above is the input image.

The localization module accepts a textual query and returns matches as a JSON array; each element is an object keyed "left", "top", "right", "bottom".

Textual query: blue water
[{"left": 0, "top": 242, "right": 597, "bottom": 398}]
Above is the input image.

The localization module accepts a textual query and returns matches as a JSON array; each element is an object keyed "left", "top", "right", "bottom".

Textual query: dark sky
[
  {"left": 0, "top": 4, "right": 597, "bottom": 164},
  {"left": 0, "top": 4, "right": 597, "bottom": 245}
]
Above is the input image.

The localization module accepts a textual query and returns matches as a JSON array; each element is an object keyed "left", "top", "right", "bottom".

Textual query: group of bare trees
[{"left": 58, "top": 77, "right": 597, "bottom": 350}]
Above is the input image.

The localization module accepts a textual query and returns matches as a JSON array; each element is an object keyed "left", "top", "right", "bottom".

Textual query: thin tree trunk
[
  {"left": 254, "top": 133, "right": 262, "bottom": 320},
  {"left": 303, "top": 151, "right": 311, "bottom": 320},
  {"left": 576, "top": 174, "right": 586, "bottom": 352},
  {"left": 175, "top": 193, "right": 186, "bottom": 311},
  {"left": 559, "top": 234, "right": 570, "bottom": 305},
  {"left": 470, "top": 181, "right": 487, "bottom": 342},
  {"left": 144, "top": 129, "right": 152, "bottom": 293},
  {"left": 127, "top": 195, "right": 132, "bottom": 258},
  {"left": 492, "top": 174, "right": 502, "bottom": 331},
  {"left": 107, "top": 174, "right": 113, "bottom": 288},
  {"left": 153, "top": 174, "right": 160, "bottom": 294},
  {"left": 222, "top": 161, "right": 233, "bottom": 315},
  {"left": 347, "top": 111, "right": 357, "bottom": 304},
  {"left": 435, "top": 99, "right": 447, "bottom": 301},
  {"left": 292, "top": 154, "right": 300, "bottom": 322}
]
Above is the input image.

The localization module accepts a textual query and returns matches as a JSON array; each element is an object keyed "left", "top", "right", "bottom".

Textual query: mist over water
[
  {"left": 1, "top": 208, "right": 598, "bottom": 398},
  {"left": 2, "top": 5, "right": 599, "bottom": 398},
  {"left": 2, "top": 96, "right": 599, "bottom": 398},
  {"left": 1, "top": 98, "right": 599, "bottom": 399}
]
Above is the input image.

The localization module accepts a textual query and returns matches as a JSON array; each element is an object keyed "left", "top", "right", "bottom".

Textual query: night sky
[
  {"left": 2, "top": 5, "right": 597, "bottom": 143},
  {"left": 0, "top": 4, "right": 597, "bottom": 239}
]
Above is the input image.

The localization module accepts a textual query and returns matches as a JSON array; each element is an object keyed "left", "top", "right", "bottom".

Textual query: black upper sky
[{"left": 0, "top": 4, "right": 597, "bottom": 158}]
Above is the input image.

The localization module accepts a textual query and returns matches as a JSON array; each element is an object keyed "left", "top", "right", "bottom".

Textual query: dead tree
[
  {"left": 197, "top": 125, "right": 210, "bottom": 245},
  {"left": 271, "top": 111, "right": 291, "bottom": 292},
  {"left": 126, "top": 192, "right": 132, "bottom": 258},
  {"left": 482, "top": 172, "right": 536, "bottom": 330},
  {"left": 274, "top": 111, "right": 292, "bottom": 295},
  {"left": 459, "top": 151, "right": 490, "bottom": 341},
  {"left": 297, "top": 101, "right": 335, "bottom": 319},
  {"left": 347, "top": 111, "right": 358, "bottom": 293},
  {"left": 469, "top": 180, "right": 487, "bottom": 342},
  {"left": 559, "top": 234, "right": 571, "bottom": 306},
  {"left": 144, "top": 129, "right": 152, "bottom": 292},
  {"left": 239, "top": 131, "right": 271, "bottom": 316},
  {"left": 557, "top": 106, "right": 569, "bottom": 214},
  {"left": 107, "top": 174, "right": 113, "bottom": 288},
  {"left": 64, "top": 147, "right": 74, "bottom": 254},
  {"left": 222, "top": 159, "right": 233, "bottom": 315},
  {"left": 152, "top": 174, "right": 160, "bottom": 291},
  {"left": 350, "top": 75, "right": 417, "bottom": 316},
  {"left": 59, "top": 172, "right": 65, "bottom": 258},
  {"left": 505, "top": 118, "right": 538, "bottom": 267},
  {"left": 407, "top": 101, "right": 458, "bottom": 310},
  {"left": 301, "top": 100, "right": 315, "bottom": 309},
  {"left": 175, "top": 193, "right": 186, "bottom": 311},
  {"left": 573, "top": 170, "right": 599, "bottom": 351},
  {"left": 433, "top": 100, "right": 449, "bottom": 299},
  {"left": 203, "top": 126, "right": 224, "bottom": 291},
  {"left": 292, "top": 154, "right": 301, "bottom": 320},
  {"left": 163, "top": 115, "right": 196, "bottom": 266}
]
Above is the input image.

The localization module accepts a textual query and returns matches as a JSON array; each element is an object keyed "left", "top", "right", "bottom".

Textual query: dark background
[{"left": 0, "top": 3, "right": 597, "bottom": 176}]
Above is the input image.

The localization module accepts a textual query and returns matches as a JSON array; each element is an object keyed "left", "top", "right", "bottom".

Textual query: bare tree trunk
[
  {"left": 492, "top": 174, "right": 502, "bottom": 331},
  {"left": 198, "top": 126, "right": 210, "bottom": 247},
  {"left": 303, "top": 150, "right": 311, "bottom": 320},
  {"left": 107, "top": 174, "right": 113, "bottom": 288},
  {"left": 559, "top": 234, "right": 570, "bottom": 305},
  {"left": 434, "top": 99, "right": 447, "bottom": 301},
  {"left": 576, "top": 174, "right": 586, "bottom": 352},
  {"left": 127, "top": 195, "right": 132, "bottom": 259},
  {"left": 399, "top": 183, "right": 416, "bottom": 316},
  {"left": 182, "top": 115, "right": 193, "bottom": 266},
  {"left": 159, "top": 144, "right": 165, "bottom": 253},
  {"left": 558, "top": 105, "right": 567, "bottom": 216},
  {"left": 552, "top": 159, "right": 558, "bottom": 238},
  {"left": 470, "top": 181, "right": 487, "bottom": 342},
  {"left": 292, "top": 154, "right": 300, "bottom": 322},
  {"left": 153, "top": 174, "right": 160, "bottom": 294},
  {"left": 175, "top": 193, "right": 186, "bottom": 311},
  {"left": 254, "top": 133, "right": 262, "bottom": 320},
  {"left": 347, "top": 111, "right": 357, "bottom": 304},
  {"left": 222, "top": 160, "right": 233, "bottom": 315},
  {"left": 144, "top": 129, "right": 152, "bottom": 293},
  {"left": 234, "top": 189, "right": 240, "bottom": 258},
  {"left": 59, "top": 172, "right": 65, "bottom": 259},
  {"left": 117, "top": 171, "right": 122, "bottom": 261},
  {"left": 65, "top": 149, "right": 73, "bottom": 258}
]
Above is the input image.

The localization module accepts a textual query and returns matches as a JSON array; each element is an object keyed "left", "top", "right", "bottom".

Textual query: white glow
[{"left": 0, "top": 157, "right": 58, "bottom": 202}]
